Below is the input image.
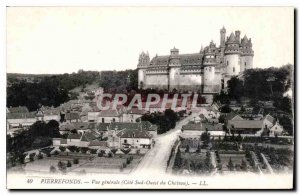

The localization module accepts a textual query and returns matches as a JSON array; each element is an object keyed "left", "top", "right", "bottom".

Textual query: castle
[{"left": 137, "top": 26, "right": 254, "bottom": 93}]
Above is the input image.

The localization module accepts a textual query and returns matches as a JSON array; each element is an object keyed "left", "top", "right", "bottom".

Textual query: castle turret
[
  {"left": 137, "top": 51, "right": 150, "bottom": 89},
  {"left": 240, "top": 35, "right": 254, "bottom": 71},
  {"left": 169, "top": 47, "right": 181, "bottom": 90},
  {"left": 202, "top": 41, "right": 219, "bottom": 93},
  {"left": 220, "top": 26, "right": 226, "bottom": 48},
  {"left": 224, "top": 32, "right": 241, "bottom": 77}
]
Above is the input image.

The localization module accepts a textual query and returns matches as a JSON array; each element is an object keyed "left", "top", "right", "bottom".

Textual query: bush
[
  {"left": 67, "top": 160, "right": 72, "bottom": 167},
  {"left": 73, "top": 158, "right": 79, "bottom": 164},
  {"left": 37, "top": 152, "right": 43, "bottom": 159},
  {"left": 111, "top": 149, "right": 118, "bottom": 154},
  {"left": 80, "top": 147, "right": 89, "bottom": 154},
  {"left": 29, "top": 153, "right": 35, "bottom": 162},
  {"left": 53, "top": 150, "right": 59, "bottom": 155},
  {"left": 67, "top": 146, "right": 78, "bottom": 152},
  {"left": 121, "top": 148, "right": 131, "bottom": 154},
  {"left": 108, "top": 153, "right": 113, "bottom": 158},
  {"left": 59, "top": 146, "right": 66, "bottom": 152},
  {"left": 89, "top": 149, "right": 97, "bottom": 154},
  {"left": 49, "top": 165, "right": 56, "bottom": 173}
]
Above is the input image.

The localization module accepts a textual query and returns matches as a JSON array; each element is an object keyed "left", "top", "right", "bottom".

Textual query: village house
[
  {"left": 122, "top": 108, "right": 146, "bottom": 123},
  {"left": 7, "top": 106, "right": 29, "bottom": 114},
  {"left": 227, "top": 120, "right": 264, "bottom": 135},
  {"left": 65, "top": 112, "right": 81, "bottom": 123},
  {"left": 269, "top": 122, "right": 284, "bottom": 136},
  {"left": 117, "top": 128, "right": 152, "bottom": 149},
  {"left": 7, "top": 112, "right": 37, "bottom": 130},
  {"left": 181, "top": 121, "right": 225, "bottom": 138}
]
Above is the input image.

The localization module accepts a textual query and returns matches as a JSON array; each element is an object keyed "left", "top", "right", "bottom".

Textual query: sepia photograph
[{"left": 5, "top": 6, "right": 295, "bottom": 190}]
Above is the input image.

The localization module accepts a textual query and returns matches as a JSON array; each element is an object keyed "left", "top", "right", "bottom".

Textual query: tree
[
  {"left": 227, "top": 157, "right": 234, "bottom": 171},
  {"left": 196, "top": 144, "right": 201, "bottom": 153},
  {"left": 37, "top": 152, "right": 43, "bottom": 159},
  {"left": 50, "top": 165, "right": 56, "bottom": 173},
  {"left": 227, "top": 76, "right": 244, "bottom": 102},
  {"left": 220, "top": 105, "right": 232, "bottom": 113},
  {"left": 185, "top": 145, "right": 190, "bottom": 153},
  {"left": 67, "top": 160, "right": 72, "bottom": 167},
  {"left": 241, "top": 159, "right": 247, "bottom": 171},
  {"left": 73, "top": 158, "right": 79, "bottom": 164},
  {"left": 59, "top": 146, "right": 66, "bottom": 152}
]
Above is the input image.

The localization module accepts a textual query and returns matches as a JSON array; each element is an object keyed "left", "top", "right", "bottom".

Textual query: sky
[{"left": 6, "top": 7, "right": 294, "bottom": 74}]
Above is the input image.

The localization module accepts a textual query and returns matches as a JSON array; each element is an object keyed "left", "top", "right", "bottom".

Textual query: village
[{"left": 6, "top": 83, "right": 293, "bottom": 176}]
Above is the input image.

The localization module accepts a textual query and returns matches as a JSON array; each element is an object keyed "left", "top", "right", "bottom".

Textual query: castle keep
[{"left": 137, "top": 26, "right": 254, "bottom": 93}]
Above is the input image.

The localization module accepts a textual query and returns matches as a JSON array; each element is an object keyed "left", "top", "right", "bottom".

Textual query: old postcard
[{"left": 6, "top": 7, "right": 294, "bottom": 189}]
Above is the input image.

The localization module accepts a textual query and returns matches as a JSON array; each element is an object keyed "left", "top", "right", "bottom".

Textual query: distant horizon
[
  {"left": 7, "top": 7, "right": 294, "bottom": 74},
  {"left": 6, "top": 63, "right": 293, "bottom": 75}
]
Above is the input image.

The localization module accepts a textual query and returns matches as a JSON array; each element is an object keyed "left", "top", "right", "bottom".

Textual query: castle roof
[
  {"left": 227, "top": 32, "right": 237, "bottom": 43},
  {"left": 150, "top": 53, "right": 203, "bottom": 67}
]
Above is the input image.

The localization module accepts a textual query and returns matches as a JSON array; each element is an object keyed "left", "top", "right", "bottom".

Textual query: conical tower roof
[{"left": 227, "top": 32, "right": 237, "bottom": 43}]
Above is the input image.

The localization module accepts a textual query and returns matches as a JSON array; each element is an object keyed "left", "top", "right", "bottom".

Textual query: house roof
[
  {"left": 73, "top": 122, "right": 90, "bottom": 130},
  {"left": 228, "top": 120, "right": 263, "bottom": 130},
  {"left": 117, "top": 128, "right": 152, "bottom": 139},
  {"left": 67, "top": 133, "right": 81, "bottom": 139},
  {"left": 97, "top": 123, "right": 110, "bottom": 131},
  {"left": 7, "top": 112, "right": 36, "bottom": 119},
  {"left": 108, "top": 121, "right": 158, "bottom": 132},
  {"left": 109, "top": 122, "right": 139, "bottom": 131},
  {"left": 225, "top": 112, "right": 243, "bottom": 121},
  {"left": 182, "top": 123, "right": 202, "bottom": 131},
  {"left": 126, "top": 108, "right": 146, "bottom": 115},
  {"left": 264, "top": 114, "right": 275, "bottom": 124},
  {"left": 65, "top": 112, "right": 80, "bottom": 120},
  {"left": 202, "top": 123, "right": 223, "bottom": 131},
  {"left": 7, "top": 106, "right": 29, "bottom": 113},
  {"left": 59, "top": 123, "right": 75, "bottom": 131},
  {"left": 80, "top": 131, "right": 100, "bottom": 142},
  {"left": 99, "top": 109, "right": 121, "bottom": 117}
]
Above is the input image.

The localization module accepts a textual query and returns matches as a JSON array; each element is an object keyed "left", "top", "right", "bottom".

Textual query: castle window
[
  {"left": 233, "top": 67, "right": 235, "bottom": 73},
  {"left": 245, "top": 62, "right": 247, "bottom": 66},
  {"left": 227, "top": 61, "right": 229, "bottom": 66}
]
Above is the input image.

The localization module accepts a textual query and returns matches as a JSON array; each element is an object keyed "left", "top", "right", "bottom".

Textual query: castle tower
[
  {"left": 220, "top": 26, "right": 226, "bottom": 48},
  {"left": 224, "top": 32, "right": 241, "bottom": 77},
  {"left": 240, "top": 35, "right": 254, "bottom": 72},
  {"left": 203, "top": 41, "right": 218, "bottom": 93},
  {"left": 137, "top": 51, "right": 150, "bottom": 89},
  {"left": 169, "top": 47, "right": 181, "bottom": 91}
]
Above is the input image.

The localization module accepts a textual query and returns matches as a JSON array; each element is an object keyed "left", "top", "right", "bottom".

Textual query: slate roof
[
  {"left": 149, "top": 53, "right": 204, "bottom": 67},
  {"left": 117, "top": 128, "right": 152, "bottom": 139},
  {"left": 7, "top": 106, "right": 29, "bottom": 113}
]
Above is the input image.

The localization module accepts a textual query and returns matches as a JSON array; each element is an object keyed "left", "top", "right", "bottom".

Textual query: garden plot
[
  {"left": 70, "top": 155, "right": 143, "bottom": 174},
  {"left": 218, "top": 153, "right": 248, "bottom": 172}
]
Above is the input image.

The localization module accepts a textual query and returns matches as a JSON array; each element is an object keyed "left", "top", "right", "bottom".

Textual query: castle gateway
[{"left": 137, "top": 26, "right": 254, "bottom": 93}]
